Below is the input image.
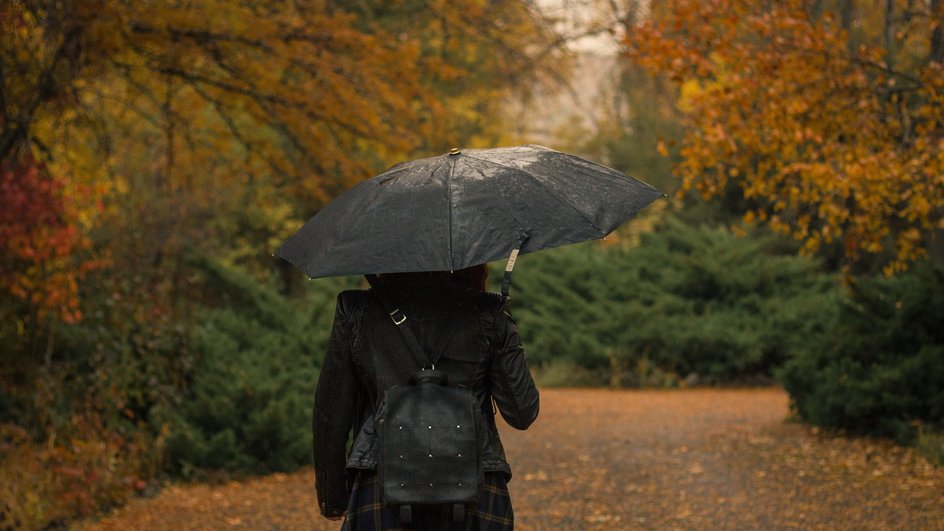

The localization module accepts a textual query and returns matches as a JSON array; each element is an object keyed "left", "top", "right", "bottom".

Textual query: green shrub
[
  {"left": 152, "top": 256, "right": 351, "bottom": 476},
  {"left": 778, "top": 262, "right": 944, "bottom": 442},
  {"left": 509, "top": 217, "right": 837, "bottom": 386},
  {"left": 24, "top": 253, "right": 354, "bottom": 481}
]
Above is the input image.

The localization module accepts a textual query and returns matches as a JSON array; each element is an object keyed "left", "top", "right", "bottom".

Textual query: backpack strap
[
  {"left": 366, "top": 275, "right": 431, "bottom": 369},
  {"left": 366, "top": 274, "right": 465, "bottom": 370}
]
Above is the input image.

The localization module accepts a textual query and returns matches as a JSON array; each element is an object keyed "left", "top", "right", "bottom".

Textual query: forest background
[{"left": 1, "top": 0, "right": 943, "bottom": 528}]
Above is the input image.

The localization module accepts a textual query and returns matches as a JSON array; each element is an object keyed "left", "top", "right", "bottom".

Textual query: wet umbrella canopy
[{"left": 276, "top": 145, "right": 663, "bottom": 279}]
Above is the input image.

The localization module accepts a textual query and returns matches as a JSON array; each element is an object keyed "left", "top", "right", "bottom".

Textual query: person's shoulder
[
  {"left": 470, "top": 291, "right": 511, "bottom": 315},
  {"left": 336, "top": 289, "right": 371, "bottom": 316}
]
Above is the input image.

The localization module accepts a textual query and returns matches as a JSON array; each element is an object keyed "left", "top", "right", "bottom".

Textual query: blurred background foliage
[
  {"left": 509, "top": 215, "right": 839, "bottom": 388},
  {"left": 1, "top": 0, "right": 942, "bottom": 527}
]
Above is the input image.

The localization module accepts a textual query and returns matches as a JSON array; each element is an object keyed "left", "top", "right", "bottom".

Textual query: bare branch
[{"left": 1, "top": 26, "right": 82, "bottom": 161}]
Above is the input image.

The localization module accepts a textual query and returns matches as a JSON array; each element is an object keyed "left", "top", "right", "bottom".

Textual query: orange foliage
[
  {"left": 0, "top": 414, "right": 154, "bottom": 529},
  {"left": 626, "top": 0, "right": 944, "bottom": 273},
  {"left": 2, "top": 0, "right": 560, "bottom": 285},
  {"left": 2, "top": 1, "right": 433, "bottom": 186}
]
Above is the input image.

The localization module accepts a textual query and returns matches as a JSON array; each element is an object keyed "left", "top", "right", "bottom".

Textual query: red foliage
[{"left": 0, "top": 152, "right": 96, "bottom": 322}]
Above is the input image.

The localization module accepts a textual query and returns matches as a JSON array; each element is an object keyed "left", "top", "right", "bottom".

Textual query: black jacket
[{"left": 312, "top": 281, "right": 540, "bottom": 517}]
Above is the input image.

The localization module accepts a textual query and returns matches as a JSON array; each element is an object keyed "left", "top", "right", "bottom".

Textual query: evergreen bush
[
  {"left": 777, "top": 262, "right": 944, "bottom": 442},
  {"left": 152, "top": 256, "right": 350, "bottom": 476},
  {"left": 509, "top": 217, "right": 837, "bottom": 385}
]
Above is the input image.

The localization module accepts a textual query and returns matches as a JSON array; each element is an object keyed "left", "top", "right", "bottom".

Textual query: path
[{"left": 77, "top": 388, "right": 944, "bottom": 530}]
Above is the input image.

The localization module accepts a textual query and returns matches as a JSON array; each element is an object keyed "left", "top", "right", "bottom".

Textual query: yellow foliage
[
  {"left": 627, "top": 0, "right": 944, "bottom": 272},
  {"left": 1, "top": 0, "right": 562, "bottom": 304}
]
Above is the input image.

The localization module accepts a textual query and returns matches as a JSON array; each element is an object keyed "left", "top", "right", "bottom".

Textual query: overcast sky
[{"left": 537, "top": 0, "right": 645, "bottom": 54}]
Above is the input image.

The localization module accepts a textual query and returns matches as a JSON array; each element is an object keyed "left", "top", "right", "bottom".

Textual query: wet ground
[{"left": 77, "top": 388, "right": 944, "bottom": 530}]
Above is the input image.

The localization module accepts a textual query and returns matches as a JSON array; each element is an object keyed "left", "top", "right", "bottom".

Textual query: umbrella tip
[{"left": 449, "top": 147, "right": 461, "bottom": 156}]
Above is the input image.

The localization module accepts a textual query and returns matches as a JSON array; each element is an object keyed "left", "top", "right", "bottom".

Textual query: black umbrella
[{"left": 276, "top": 145, "right": 663, "bottom": 291}]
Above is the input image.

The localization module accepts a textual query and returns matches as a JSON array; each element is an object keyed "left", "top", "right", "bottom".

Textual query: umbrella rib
[
  {"left": 447, "top": 156, "right": 456, "bottom": 271},
  {"left": 372, "top": 162, "right": 419, "bottom": 184},
  {"left": 464, "top": 154, "right": 607, "bottom": 237}
]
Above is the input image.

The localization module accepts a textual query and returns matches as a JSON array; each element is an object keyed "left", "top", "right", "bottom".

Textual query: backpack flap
[{"left": 377, "top": 379, "right": 482, "bottom": 505}]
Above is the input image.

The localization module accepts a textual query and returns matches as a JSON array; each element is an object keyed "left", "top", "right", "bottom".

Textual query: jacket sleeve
[
  {"left": 312, "top": 292, "right": 361, "bottom": 517},
  {"left": 487, "top": 299, "right": 540, "bottom": 430}
]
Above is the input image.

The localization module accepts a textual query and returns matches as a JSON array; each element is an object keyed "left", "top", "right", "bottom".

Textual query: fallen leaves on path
[{"left": 77, "top": 388, "right": 944, "bottom": 530}]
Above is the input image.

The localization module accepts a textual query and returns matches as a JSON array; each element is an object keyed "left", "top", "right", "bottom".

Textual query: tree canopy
[
  {"left": 1, "top": 0, "right": 563, "bottom": 321},
  {"left": 626, "top": 0, "right": 944, "bottom": 274}
]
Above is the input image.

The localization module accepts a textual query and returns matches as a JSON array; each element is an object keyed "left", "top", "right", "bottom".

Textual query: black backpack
[{"left": 370, "top": 287, "right": 484, "bottom": 524}]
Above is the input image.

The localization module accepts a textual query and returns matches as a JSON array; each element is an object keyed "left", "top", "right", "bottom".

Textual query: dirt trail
[{"left": 77, "top": 388, "right": 944, "bottom": 530}]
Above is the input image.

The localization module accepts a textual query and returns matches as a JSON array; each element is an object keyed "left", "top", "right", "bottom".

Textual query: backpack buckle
[
  {"left": 389, "top": 309, "right": 406, "bottom": 325},
  {"left": 399, "top": 504, "right": 413, "bottom": 523}
]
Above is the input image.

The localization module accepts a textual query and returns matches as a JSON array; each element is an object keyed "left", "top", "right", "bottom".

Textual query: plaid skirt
[{"left": 340, "top": 471, "right": 514, "bottom": 531}]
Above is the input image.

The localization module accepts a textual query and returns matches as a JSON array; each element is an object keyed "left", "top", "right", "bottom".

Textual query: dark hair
[
  {"left": 453, "top": 264, "right": 488, "bottom": 292},
  {"left": 376, "top": 264, "right": 488, "bottom": 292}
]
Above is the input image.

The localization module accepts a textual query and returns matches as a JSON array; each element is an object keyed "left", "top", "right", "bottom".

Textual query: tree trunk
[
  {"left": 884, "top": 0, "right": 895, "bottom": 67},
  {"left": 44, "top": 322, "right": 55, "bottom": 368},
  {"left": 838, "top": 0, "right": 855, "bottom": 30},
  {"left": 929, "top": 228, "right": 944, "bottom": 268},
  {"left": 931, "top": 0, "right": 944, "bottom": 63}
]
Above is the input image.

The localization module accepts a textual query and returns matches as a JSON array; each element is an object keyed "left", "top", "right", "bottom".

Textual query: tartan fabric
[{"left": 340, "top": 471, "right": 514, "bottom": 531}]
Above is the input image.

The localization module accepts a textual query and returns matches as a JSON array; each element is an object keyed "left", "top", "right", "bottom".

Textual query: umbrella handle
[{"left": 500, "top": 234, "right": 529, "bottom": 298}]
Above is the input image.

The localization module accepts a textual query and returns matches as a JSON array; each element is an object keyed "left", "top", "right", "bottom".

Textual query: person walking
[
  {"left": 281, "top": 146, "right": 660, "bottom": 527},
  {"left": 312, "top": 265, "right": 540, "bottom": 530}
]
